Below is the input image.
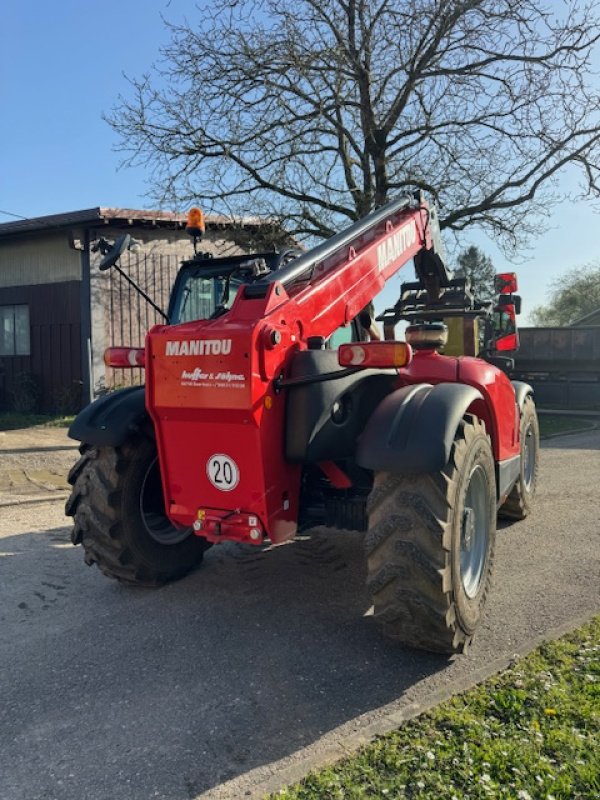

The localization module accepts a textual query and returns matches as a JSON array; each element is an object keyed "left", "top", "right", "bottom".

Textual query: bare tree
[{"left": 108, "top": 0, "right": 600, "bottom": 251}]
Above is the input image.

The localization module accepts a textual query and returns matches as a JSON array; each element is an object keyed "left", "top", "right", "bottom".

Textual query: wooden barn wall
[
  {"left": 99, "top": 251, "right": 183, "bottom": 390},
  {"left": 0, "top": 281, "right": 82, "bottom": 412}
]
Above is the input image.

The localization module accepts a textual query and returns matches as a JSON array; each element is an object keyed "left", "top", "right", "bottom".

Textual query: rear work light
[
  {"left": 338, "top": 341, "right": 412, "bottom": 369},
  {"left": 405, "top": 323, "right": 448, "bottom": 350},
  {"left": 104, "top": 347, "right": 146, "bottom": 368}
]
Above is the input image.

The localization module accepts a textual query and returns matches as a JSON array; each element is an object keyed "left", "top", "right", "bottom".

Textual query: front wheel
[
  {"left": 66, "top": 437, "right": 210, "bottom": 586},
  {"left": 499, "top": 395, "right": 539, "bottom": 520},
  {"left": 366, "top": 416, "right": 496, "bottom": 654}
]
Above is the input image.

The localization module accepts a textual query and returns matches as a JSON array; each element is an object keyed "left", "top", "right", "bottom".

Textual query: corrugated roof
[
  {"left": 0, "top": 207, "right": 267, "bottom": 238},
  {"left": 570, "top": 307, "right": 600, "bottom": 327}
]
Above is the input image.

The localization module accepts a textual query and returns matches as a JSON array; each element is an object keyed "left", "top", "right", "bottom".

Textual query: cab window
[
  {"left": 328, "top": 324, "right": 356, "bottom": 349},
  {"left": 173, "top": 275, "right": 244, "bottom": 323}
]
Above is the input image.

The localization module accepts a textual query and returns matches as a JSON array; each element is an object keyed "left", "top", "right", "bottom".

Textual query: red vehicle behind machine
[{"left": 67, "top": 193, "right": 539, "bottom": 654}]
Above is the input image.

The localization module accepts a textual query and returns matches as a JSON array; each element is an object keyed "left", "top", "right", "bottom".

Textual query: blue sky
[
  {"left": 0, "top": 0, "right": 177, "bottom": 216},
  {"left": 1, "top": 0, "right": 599, "bottom": 323}
]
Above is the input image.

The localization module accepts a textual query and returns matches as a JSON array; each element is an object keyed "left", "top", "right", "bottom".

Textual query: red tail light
[
  {"left": 495, "top": 332, "right": 519, "bottom": 352},
  {"left": 338, "top": 341, "right": 412, "bottom": 369},
  {"left": 104, "top": 347, "right": 146, "bottom": 368},
  {"left": 495, "top": 272, "right": 518, "bottom": 294},
  {"left": 494, "top": 302, "right": 519, "bottom": 352}
]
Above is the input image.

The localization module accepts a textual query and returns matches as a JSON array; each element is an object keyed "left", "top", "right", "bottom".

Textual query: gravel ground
[
  {"left": 0, "top": 427, "right": 77, "bottom": 501},
  {"left": 0, "top": 429, "right": 598, "bottom": 800}
]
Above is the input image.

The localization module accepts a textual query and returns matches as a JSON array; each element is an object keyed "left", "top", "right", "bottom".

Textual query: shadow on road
[
  {"left": 0, "top": 524, "right": 449, "bottom": 799},
  {"left": 541, "top": 428, "right": 600, "bottom": 451},
  {"left": 4, "top": 430, "right": 600, "bottom": 799}
]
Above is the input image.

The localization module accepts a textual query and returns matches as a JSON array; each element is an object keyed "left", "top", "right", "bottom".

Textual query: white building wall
[{"left": 0, "top": 233, "right": 80, "bottom": 287}]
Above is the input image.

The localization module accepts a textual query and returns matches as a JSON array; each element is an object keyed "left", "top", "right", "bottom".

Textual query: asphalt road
[{"left": 1, "top": 431, "right": 599, "bottom": 800}]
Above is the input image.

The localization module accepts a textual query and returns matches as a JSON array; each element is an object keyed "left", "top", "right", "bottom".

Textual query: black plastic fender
[
  {"left": 284, "top": 349, "right": 397, "bottom": 463},
  {"left": 511, "top": 380, "right": 534, "bottom": 412},
  {"left": 68, "top": 386, "right": 150, "bottom": 447},
  {"left": 356, "top": 382, "right": 483, "bottom": 475}
]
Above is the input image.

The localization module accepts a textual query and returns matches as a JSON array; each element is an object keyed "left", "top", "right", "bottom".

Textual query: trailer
[{"left": 513, "top": 327, "right": 600, "bottom": 408}]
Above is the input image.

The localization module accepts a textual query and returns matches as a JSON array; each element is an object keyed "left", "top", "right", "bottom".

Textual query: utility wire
[{"left": 0, "top": 209, "right": 29, "bottom": 220}]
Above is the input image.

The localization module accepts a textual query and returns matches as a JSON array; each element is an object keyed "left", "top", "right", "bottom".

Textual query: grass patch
[
  {"left": 538, "top": 415, "right": 595, "bottom": 438},
  {"left": 272, "top": 616, "right": 600, "bottom": 800},
  {"left": 0, "top": 413, "right": 75, "bottom": 431}
]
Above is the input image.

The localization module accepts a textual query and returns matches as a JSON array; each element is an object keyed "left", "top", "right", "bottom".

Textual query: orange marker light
[
  {"left": 338, "top": 341, "right": 412, "bottom": 369},
  {"left": 186, "top": 207, "right": 205, "bottom": 238}
]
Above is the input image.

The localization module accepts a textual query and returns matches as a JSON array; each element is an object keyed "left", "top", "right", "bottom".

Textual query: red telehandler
[{"left": 66, "top": 193, "right": 539, "bottom": 654}]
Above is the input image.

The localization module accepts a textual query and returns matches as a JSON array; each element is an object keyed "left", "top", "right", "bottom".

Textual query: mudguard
[
  {"left": 285, "top": 349, "right": 396, "bottom": 463},
  {"left": 68, "top": 386, "right": 149, "bottom": 447},
  {"left": 511, "top": 380, "right": 533, "bottom": 412},
  {"left": 356, "top": 382, "right": 483, "bottom": 475}
]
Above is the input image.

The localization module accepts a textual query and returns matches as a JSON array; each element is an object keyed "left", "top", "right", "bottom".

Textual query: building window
[{"left": 0, "top": 305, "right": 30, "bottom": 356}]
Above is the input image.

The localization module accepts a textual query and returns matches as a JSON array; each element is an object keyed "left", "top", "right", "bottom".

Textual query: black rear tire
[
  {"left": 366, "top": 416, "right": 496, "bottom": 654},
  {"left": 66, "top": 437, "right": 210, "bottom": 586},
  {"left": 499, "top": 395, "right": 539, "bottom": 520}
]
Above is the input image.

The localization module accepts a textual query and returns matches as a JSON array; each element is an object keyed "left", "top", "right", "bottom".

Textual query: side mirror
[
  {"left": 497, "top": 293, "right": 522, "bottom": 315},
  {"left": 99, "top": 234, "right": 131, "bottom": 271},
  {"left": 513, "top": 294, "right": 522, "bottom": 315}
]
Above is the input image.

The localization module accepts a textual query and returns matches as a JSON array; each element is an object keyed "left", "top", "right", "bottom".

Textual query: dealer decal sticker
[{"left": 180, "top": 368, "right": 246, "bottom": 389}]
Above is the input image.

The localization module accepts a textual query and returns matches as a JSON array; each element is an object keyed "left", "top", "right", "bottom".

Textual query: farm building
[
  {"left": 571, "top": 307, "right": 600, "bottom": 327},
  {"left": 0, "top": 208, "right": 275, "bottom": 412},
  {"left": 512, "top": 320, "right": 600, "bottom": 408}
]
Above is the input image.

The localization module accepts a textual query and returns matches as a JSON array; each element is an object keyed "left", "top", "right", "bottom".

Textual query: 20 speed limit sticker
[{"left": 206, "top": 454, "right": 240, "bottom": 491}]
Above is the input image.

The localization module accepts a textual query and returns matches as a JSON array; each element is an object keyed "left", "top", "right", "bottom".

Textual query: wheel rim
[
  {"left": 140, "top": 457, "right": 191, "bottom": 545},
  {"left": 522, "top": 423, "right": 537, "bottom": 491},
  {"left": 460, "top": 464, "right": 490, "bottom": 599}
]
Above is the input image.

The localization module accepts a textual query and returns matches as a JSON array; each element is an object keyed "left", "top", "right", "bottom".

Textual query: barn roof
[
  {"left": 0, "top": 207, "right": 267, "bottom": 239},
  {"left": 570, "top": 307, "right": 600, "bottom": 327}
]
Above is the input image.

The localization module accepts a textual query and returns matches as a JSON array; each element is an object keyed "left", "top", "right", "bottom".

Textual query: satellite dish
[{"left": 99, "top": 234, "right": 131, "bottom": 271}]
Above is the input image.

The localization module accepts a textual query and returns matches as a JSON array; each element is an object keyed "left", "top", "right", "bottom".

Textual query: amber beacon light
[{"left": 186, "top": 207, "right": 206, "bottom": 238}]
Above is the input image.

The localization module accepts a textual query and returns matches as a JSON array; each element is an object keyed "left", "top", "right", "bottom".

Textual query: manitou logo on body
[
  {"left": 377, "top": 222, "right": 417, "bottom": 273},
  {"left": 165, "top": 338, "right": 232, "bottom": 356}
]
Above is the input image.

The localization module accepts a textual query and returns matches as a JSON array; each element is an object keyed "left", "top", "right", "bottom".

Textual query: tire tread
[
  {"left": 365, "top": 416, "right": 494, "bottom": 654},
  {"left": 66, "top": 441, "right": 206, "bottom": 586}
]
